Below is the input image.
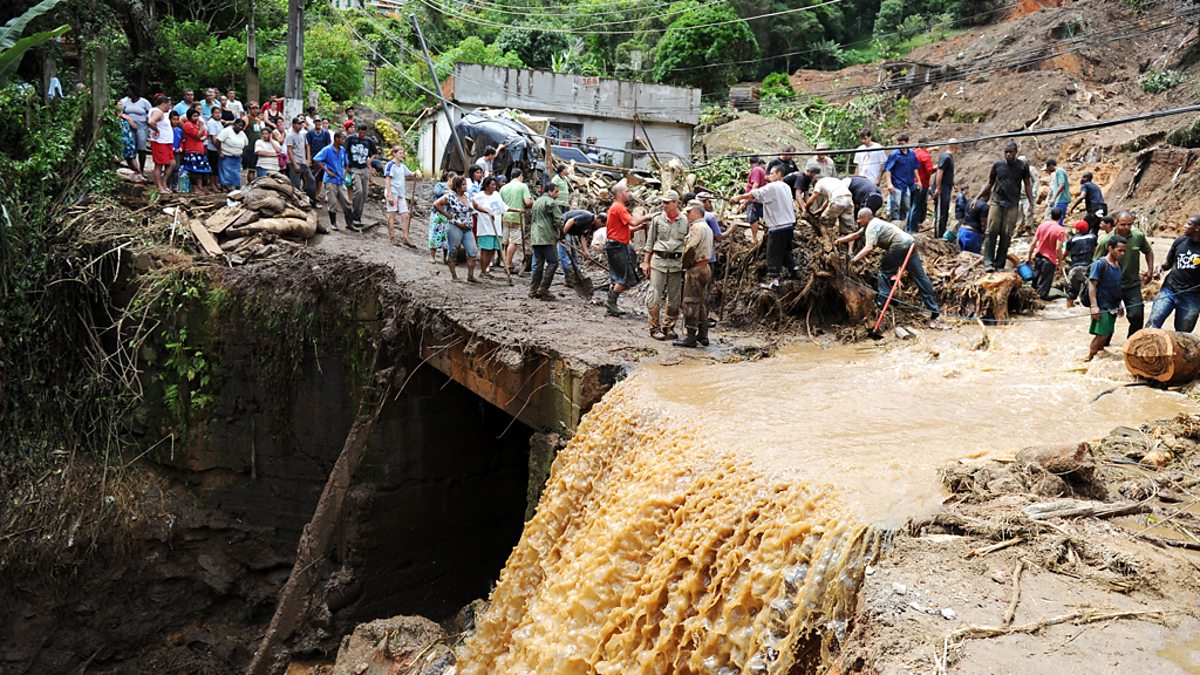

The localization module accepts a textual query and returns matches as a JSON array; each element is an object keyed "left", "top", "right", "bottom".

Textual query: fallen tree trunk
[{"left": 1124, "top": 328, "right": 1200, "bottom": 385}]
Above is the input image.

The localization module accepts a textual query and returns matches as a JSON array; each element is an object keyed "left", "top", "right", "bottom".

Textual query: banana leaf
[
  {"left": 0, "top": 24, "right": 69, "bottom": 86},
  {"left": 0, "top": 0, "right": 68, "bottom": 50}
]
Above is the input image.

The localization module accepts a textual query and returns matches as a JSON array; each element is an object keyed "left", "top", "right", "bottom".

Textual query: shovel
[
  {"left": 867, "top": 243, "right": 916, "bottom": 340},
  {"left": 562, "top": 237, "right": 595, "bottom": 300}
]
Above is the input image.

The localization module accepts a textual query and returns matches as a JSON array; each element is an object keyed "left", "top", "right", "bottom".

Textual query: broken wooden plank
[
  {"left": 189, "top": 219, "right": 224, "bottom": 257},
  {"left": 1024, "top": 499, "right": 1150, "bottom": 521},
  {"left": 205, "top": 207, "right": 245, "bottom": 234}
]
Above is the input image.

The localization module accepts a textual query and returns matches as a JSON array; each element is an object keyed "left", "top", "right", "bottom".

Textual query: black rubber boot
[{"left": 606, "top": 290, "right": 625, "bottom": 316}]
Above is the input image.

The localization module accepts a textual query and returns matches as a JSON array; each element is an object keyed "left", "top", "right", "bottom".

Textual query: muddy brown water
[{"left": 459, "top": 301, "right": 1194, "bottom": 673}]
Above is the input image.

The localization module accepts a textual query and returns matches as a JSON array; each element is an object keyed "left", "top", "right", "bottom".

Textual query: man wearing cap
[
  {"left": 284, "top": 116, "right": 314, "bottom": 201},
  {"left": 731, "top": 165, "right": 798, "bottom": 289},
  {"left": 882, "top": 133, "right": 919, "bottom": 226},
  {"left": 810, "top": 143, "right": 837, "bottom": 178},
  {"left": 1064, "top": 219, "right": 1097, "bottom": 307},
  {"left": 836, "top": 208, "right": 940, "bottom": 323},
  {"left": 931, "top": 139, "right": 957, "bottom": 239},
  {"left": 675, "top": 200, "right": 716, "bottom": 348},
  {"left": 641, "top": 191, "right": 689, "bottom": 340},
  {"left": 906, "top": 137, "right": 937, "bottom": 233},
  {"left": 344, "top": 123, "right": 379, "bottom": 231}
]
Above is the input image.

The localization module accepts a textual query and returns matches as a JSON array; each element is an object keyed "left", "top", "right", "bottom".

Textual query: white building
[{"left": 417, "top": 64, "right": 701, "bottom": 175}]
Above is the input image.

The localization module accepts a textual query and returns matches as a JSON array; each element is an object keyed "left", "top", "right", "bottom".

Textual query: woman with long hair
[{"left": 181, "top": 108, "right": 212, "bottom": 193}]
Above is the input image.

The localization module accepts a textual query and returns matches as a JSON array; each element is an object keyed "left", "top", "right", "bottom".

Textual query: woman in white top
[
  {"left": 116, "top": 84, "right": 152, "bottom": 179},
  {"left": 146, "top": 94, "right": 175, "bottom": 193},
  {"left": 215, "top": 119, "right": 249, "bottom": 188},
  {"left": 472, "top": 176, "right": 509, "bottom": 281},
  {"left": 254, "top": 120, "right": 283, "bottom": 178}
]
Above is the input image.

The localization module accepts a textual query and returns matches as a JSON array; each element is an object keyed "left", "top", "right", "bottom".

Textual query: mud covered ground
[{"left": 841, "top": 414, "right": 1200, "bottom": 673}]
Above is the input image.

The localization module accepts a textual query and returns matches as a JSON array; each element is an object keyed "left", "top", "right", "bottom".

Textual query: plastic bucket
[{"left": 1016, "top": 262, "right": 1035, "bottom": 281}]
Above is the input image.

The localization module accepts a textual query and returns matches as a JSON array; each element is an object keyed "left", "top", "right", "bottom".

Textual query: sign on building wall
[{"left": 577, "top": 76, "right": 600, "bottom": 87}]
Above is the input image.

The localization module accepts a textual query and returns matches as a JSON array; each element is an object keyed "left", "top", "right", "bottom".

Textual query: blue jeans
[
  {"left": 557, "top": 240, "right": 575, "bottom": 277},
  {"left": 890, "top": 187, "right": 911, "bottom": 225},
  {"left": 1149, "top": 286, "right": 1200, "bottom": 332},
  {"left": 878, "top": 244, "right": 940, "bottom": 316},
  {"left": 906, "top": 186, "right": 928, "bottom": 233},
  {"left": 1054, "top": 201, "right": 1069, "bottom": 226},
  {"left": 445, "top": 223, "right": 478, "bottom": 259}
]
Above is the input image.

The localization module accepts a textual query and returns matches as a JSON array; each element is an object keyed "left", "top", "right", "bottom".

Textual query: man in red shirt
[
  {"left": 1027, "top": 206, "right": 1068, "bottom": 299},
  {"left": 905, "top": 137, "right": 937, "bottom": 234},
  {"left": 604, "top": 185, "right": 652, "bottom": 316}
]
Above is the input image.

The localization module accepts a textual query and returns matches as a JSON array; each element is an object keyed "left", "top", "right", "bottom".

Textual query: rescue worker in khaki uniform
[
  {"left": 675, "top": 200, "right": 715, "bottom": 348},
  {"left": 640, "top": 190, "right": 689, "bottom": 340}
]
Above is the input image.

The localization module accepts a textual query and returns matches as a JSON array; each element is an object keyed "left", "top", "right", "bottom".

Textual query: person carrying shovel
[{"left": 836, "top": 208, "right": 941, "bottom": 327}]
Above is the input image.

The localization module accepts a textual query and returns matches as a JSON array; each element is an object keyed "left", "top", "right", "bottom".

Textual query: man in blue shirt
[
  {"left": 312, "top": 130, "right": 352, "bottom": 232},
  {"left": 882, "top": 133, "right": 919, "bottom": 227},
  {"left": 1069, "top": 172, "right": 1107, "bottom": 235},
  {"left": 1087, "top": 235, "right": 1127, "bottom": 361}
]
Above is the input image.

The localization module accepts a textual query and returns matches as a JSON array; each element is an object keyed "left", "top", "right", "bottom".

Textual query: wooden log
[{"left": 1124, "top": 328, "right": 1200, "bottom": 385}]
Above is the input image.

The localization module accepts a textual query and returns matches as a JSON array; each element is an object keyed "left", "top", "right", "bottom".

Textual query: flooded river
[{"left": 460, "top": 302, "right": 1194, "bottom": 674}]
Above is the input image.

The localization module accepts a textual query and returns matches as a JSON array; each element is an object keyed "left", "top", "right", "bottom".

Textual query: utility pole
[
  {"left": 410, "top": 14, "right": 468, "bottom": 172},
  {"left": 283, "top": 0, "right": 304, "bottom": 120},
  {"left": 246, "top": 0, "right": 260, "bottom": 104}
]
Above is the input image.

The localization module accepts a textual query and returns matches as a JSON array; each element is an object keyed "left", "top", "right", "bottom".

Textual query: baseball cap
[
  {"left": 695, "top": 191, "right": 714, "bottom": 201},
  {"left": 661, "top": 190, "right": 681, "bottom": 203},
  {"left": 1073, "top": 220, "right": 1089, "bottom": 233},
  {"left": 685, "top": 200, "right": 705, "bottom": 213},
  {"left": 292, "top": 116, "right": 304, "bottom": 125}
]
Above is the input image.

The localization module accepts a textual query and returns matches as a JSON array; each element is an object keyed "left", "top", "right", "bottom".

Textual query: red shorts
[{"left": 150, "top": 141, "right": 175, "bottom": 166}]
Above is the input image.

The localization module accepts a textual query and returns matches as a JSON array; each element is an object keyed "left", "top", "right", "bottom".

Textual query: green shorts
[
  {"left": 478, "top": 235, "right": 501, "bottom": 251},
  {"left": 1089, "top": 309, "right": 1117, "bottom": 337}
]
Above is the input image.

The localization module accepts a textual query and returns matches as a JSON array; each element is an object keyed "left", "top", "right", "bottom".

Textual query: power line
[{"left": 416, "top": 0, "right": 850, "bottom": 36}]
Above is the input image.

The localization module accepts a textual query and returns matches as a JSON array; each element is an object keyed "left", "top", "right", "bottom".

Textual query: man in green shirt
[
  {"left": 1045, "top": 159, "right": 1069, "bottom": 225},
  {"left": 500, "top": 169, "right": 534, "bottom": 274},
  {"left": 1093, "top": 210, "right": 1155, "bottom": 336},
  {"left": 550, "top": 164, "right": 570, "bottom": 207},
  {"left": 529, "top": 184, "right": 563, "bottom": 300}
]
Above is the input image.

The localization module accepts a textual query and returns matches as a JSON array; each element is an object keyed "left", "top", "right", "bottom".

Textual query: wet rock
[{"left": 330, "top": 615, "right": 452, "bottom": 675}]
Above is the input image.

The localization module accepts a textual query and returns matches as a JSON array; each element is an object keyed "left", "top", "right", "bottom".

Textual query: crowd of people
[{"left": 113, "top": 88, "right": 1199, "bottom": 354}]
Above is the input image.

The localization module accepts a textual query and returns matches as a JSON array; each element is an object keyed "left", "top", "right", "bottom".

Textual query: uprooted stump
[{"left": 1124, "top": 328, "right": 1200, "bottom": 385}]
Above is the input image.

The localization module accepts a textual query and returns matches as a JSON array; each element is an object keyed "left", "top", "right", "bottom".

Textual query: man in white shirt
[
  {"left": 284, "top": 116, "right": 314, "bottom": 201},
  {"left": 730, "top": 165, "right": 798, "bottom": 288},
  {"left": 853, "top": 128, "right": 887, "bottom": 186},
  {"left": 225, "top": 89, "right": 245, "bottom": 117},
  {"left": 803, "top": 167, "right": 855, "bottom": 237}
]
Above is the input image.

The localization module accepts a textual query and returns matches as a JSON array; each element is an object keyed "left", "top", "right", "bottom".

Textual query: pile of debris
[{"left": 176, "top": 174, "right": 318, "bottom": 265}]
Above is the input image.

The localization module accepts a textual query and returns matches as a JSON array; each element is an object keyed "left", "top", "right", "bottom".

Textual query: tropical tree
[
  {"left": 0, "top": 0, "right": 71, "bottom": 85},
  {"left": 653, "top": 2, "right": 758, "bottom": 89}
]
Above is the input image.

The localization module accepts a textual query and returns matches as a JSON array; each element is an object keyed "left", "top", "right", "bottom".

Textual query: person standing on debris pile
[
  {"left": 641, "top": 191, "right": 689, "bottom": 340},
  {"left": 147, "top": 95, "right": 175, "bottom": 193},
  {"left": 731, "top": 166, "right": 798, "bottom": 290},
  {"left": 957, "top": 192, "right": 987, "bottom": 254},
  {"left": 978, "top": 141, "right": 1035, "bottom": 272},
  {"left": 434, "top": 176, "right": 483, "bottom": 283},
  {"left": 501, "top": 169, "right": 534, "bottom": 275},
  {"left": 745, "top": 156, "right": 767, "bottom": 227},
  {"left": 1046, "top": 159, "right": 1070, "bottom": 226},
  {"left": 846, "top": 176, "right": 883, "bottom": 215},
  {"left": 1070, "top": 172, "right": 1107, "bottom": 235},
  {"left": 1064, "top": 220, "right": 1096, "bottom": 308},
  {"left": 551, "top": 164, "right": 571, "bottom": 207},
  {"left": 529, "top": 183, "right": 564, "bottom": 300},
  {"left": 1027, "top": 207, "right": 1068, "bottom": 300},
  {"left": 478, "top": 143, "right": 505, "bottom": 176},
  {"left": 313, "top": 130, "right": 353, "bottom": 232},
  {"left": 906, "top": 137, "right": 936, "bottom": 234},
  {"left": 1087, "top": 235, "right": 1127, "bottom": 361},
  {"left": 344, "top": 123, "right": 378, "bottom": 232},
  {"left": 882, "top": 133, "right": 919, "bottom": 226},
  {"left": 767, "top": 146, "right": 799, "bottom": 178},
  {"left": 1093, "top": 210, "right": 1154, "bottom": 336},
  {"left": 604, "top": 185, "right": 652, "bottom": 316},
  {"left": 837, "top": 208, "right": 940, "bottom": 323},
  {"left": 931, "top": 139, "right": 957, "bottom": 239},
  {"left": 675, "top": 200, "right": 716, "bottom": 348},
  {"left": 803, "top": 168, "right": 855, "bottom": 238},
  {"left": 1149, "top": 214, "right": 1200, "bottom": 332},
  {"left": 241, "top": 102, "right": 264, "bottom": 185},
  {"left": 854, "top": 128, "right": 887, "bottom": 186}
]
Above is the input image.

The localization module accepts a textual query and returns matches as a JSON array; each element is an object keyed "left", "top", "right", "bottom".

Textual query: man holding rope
[{"left": 836, "top": 208, "right": 941, "bottom": 324}]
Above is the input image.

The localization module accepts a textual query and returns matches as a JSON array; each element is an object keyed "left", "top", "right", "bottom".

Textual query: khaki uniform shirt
[
  {"left": 643, "top": 211, "right": 690, "bottom": 272},
  {"left": 683, "top": 220, "right": 715, "bottom": 269}
]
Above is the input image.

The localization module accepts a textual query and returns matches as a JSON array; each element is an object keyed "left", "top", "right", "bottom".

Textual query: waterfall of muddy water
[{"left": 459, "top": 306, "right": 1193, "bottom": 674}]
